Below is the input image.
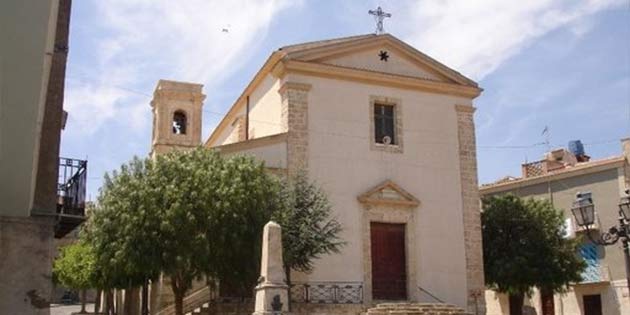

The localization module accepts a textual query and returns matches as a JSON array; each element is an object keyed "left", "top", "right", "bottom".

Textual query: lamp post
[{"left": 571, "top": 189, "right": 630, "bottom": 297}]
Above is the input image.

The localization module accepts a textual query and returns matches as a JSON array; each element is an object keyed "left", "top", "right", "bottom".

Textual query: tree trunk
[
  {"left": 170, "top": 279, "right": 185, "bottom": 315},
  {"left": 95, "top": 289, "right": 102, "bottom": 314},
  {"left": 102, "top": 290, "right": 109, "bottom": 315},
  {"left": 174, "top": 291, "right": 183, "bottom": 315},
  {"left": 124, "top": 288, "right": 133, "bottom": 315},
  {"left": 509, "top": 293, "right": 524, "bottom": 315},
  {"left": 106, "top": 290, "right": 115, "bottom": 315},
  {"left": 141, "top": 280, "right": 149, "bottom": 315},
  {"left": 80, "top": 289, "right": 87, "bottom": 313}
]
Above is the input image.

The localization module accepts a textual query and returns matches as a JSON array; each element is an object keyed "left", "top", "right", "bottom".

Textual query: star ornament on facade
[{"left": 379, "top": 50, "right": 389, "bottom": 61}]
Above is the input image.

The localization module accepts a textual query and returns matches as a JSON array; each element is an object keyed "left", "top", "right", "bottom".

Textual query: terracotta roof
[{"left": 481, "top": 155, "right": 626, "bottom": 190}]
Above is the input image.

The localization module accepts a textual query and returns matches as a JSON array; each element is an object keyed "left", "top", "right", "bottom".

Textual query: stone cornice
[
  {"left": 209, "top": 132, "right": 288, "bottom": 153},
  {"left": 278, "top": 82, "right": 312, "bottom": 95},
  {"left": 455, "top": 104, "right": 476, "bottom": 113},
  {"left": 283, "top": 60, "right": 482, "bottom": 98}
]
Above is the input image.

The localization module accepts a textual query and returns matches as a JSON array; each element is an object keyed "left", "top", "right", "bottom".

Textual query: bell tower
[{"left": 150, "top": 80, "right": 205, "bottom": 158}]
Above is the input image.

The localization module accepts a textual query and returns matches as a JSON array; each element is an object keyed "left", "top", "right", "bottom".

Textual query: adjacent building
[
  {"left": 481, "top": 139, "right": 630, "bottom": 315},
  {"left": 0, "top": 1, "right": 86, "bottom": 314},
  {"left": 150, "top": 33, "right": 486, "bottom": 314}
]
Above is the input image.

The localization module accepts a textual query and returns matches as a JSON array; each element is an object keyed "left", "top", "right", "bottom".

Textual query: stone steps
[{"left": 365, "top": 302, "right": 472, "bottom": 315}]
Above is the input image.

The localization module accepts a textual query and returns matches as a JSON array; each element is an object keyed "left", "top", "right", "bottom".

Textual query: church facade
[{"left": 151, "top": 34, "right": 485, "bottom": 314}]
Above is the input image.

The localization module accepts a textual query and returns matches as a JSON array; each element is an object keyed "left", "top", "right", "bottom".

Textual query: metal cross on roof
[{"left": 368, "top": 6, "right": 391, "bottom": 35}]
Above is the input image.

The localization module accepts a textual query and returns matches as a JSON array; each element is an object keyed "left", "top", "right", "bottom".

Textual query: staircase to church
[{"left": 365, "top": 302, "right": 472, "bottom": 315}]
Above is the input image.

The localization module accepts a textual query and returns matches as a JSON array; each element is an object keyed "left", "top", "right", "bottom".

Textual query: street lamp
[{"left": 571, "top": 189, "right": 630, "bottom": 297}]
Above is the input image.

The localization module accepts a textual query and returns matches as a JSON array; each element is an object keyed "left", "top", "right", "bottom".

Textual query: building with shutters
[
  {"left": 480, "top": 139, "right": 630, "bottom": 315},
  {"left": 149, "top": 33, "right": 486, "bottom": 314}
]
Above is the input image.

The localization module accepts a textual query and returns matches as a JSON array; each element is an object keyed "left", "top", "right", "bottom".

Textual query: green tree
[
  {"left": 53, "top": 241, "right": 98, "bottom": 314},
  {"left": 482, "top": 194, "right": 585, "bottom": 315},
  {"left": 91, "top": 148, "right": 279, "bottom": 315},
  {"left": 273, "top": 171, "right": 345, "bottom": 296}
]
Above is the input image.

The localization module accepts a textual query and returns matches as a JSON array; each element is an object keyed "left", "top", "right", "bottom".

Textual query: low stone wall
[{"left": 198, "top": 301, "right": 365, "bottom": 315}]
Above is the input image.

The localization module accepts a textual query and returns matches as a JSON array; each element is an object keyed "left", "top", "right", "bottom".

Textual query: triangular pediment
[
  {"left": 281, "top": 34, "right": 477, "bottom": 88},
  {"left": 358, "top": 180, "right": 420, "bottom": 207}
]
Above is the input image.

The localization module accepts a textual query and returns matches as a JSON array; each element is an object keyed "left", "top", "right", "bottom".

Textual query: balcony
[{"left": 55, "top": 157, "right": 87, "bottom": 238}]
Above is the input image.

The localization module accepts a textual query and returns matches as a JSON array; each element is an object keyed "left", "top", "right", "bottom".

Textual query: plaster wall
[
  {"left": 320, "top": 47, "right": 444, "bottom": 81},
  {"left": 0, "top": 0, "right": 58, "bottom": 216},
  {"left": 247, "top": 74, "right": 283, "bottom": 139},
  {"left": 210, "top": 74, "right": 283, "bottom": 146},
  {"left": 219, "top": 141, "right": 287, "bottom": 170},
  {"left": 286, "top": 73, "right": 472, "bottom": 307},
  {"left": 212, "top": 106, "right": 246, "bottom": 146}
]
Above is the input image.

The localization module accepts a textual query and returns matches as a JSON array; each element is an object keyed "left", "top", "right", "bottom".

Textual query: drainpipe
[{"left": 245, "top": 95, "right": 250, "bottom": 140}]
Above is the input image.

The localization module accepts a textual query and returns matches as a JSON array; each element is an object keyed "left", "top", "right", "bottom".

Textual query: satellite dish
[{"left": 382, "top": 136, "right": 391, "bottom": 145}]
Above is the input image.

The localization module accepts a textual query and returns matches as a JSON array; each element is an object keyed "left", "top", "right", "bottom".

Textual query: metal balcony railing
[
  {"left": 57, "top": 157, "right": 87, "bottom": 216},
  {"left": 55, "top": 157, "right": 87, "bottom": 237}
]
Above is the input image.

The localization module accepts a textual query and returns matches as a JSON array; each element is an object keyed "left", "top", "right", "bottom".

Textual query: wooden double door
[{"left": 370, "top": 222, "right": 407, "bottom": 300}]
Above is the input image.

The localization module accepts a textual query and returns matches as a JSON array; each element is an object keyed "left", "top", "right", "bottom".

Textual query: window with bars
[{"left": 374, "top": 103, "right": 396, "bottom": 145}]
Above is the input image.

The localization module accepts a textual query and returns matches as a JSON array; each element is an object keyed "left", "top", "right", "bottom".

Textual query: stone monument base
[{"left": 253, "top": 283, "right": 289, "bottom": 315}]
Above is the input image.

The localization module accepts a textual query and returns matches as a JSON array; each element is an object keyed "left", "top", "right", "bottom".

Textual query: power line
[{"left": 64, "top": 76, "right": 625, "bottom": 151}]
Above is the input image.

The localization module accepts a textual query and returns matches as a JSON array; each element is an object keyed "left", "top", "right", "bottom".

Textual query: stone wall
[
  {"left": 279, "top": 82, "right": 311, "bottom": 178},
  {"left": 0, "top": 216, "right": 55, "bottom": 315},
  {"left": 455, "top": 104, "right": 486, "bottom": 315}
]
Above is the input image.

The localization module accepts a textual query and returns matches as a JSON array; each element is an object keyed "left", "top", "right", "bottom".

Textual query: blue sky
[{"left": 60, "top": 0, "right": 630, "bottom": 200}]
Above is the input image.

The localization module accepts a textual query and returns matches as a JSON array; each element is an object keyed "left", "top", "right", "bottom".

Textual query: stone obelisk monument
[{"left": 253, "top": 221, "right": 289, "bottom": 315}]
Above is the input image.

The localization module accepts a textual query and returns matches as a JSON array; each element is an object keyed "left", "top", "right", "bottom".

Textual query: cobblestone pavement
[{"left": 49, "top": 303, "right": 94, "bottom": 315}]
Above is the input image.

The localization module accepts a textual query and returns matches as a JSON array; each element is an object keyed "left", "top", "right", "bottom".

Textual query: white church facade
[{"left": 150, "top": 33, "right": 485, "bottom": 314}]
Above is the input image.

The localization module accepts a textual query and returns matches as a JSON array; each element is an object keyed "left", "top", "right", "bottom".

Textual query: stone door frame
[{"left": 362, "top": 204, "right": 417, "bottom": 304}]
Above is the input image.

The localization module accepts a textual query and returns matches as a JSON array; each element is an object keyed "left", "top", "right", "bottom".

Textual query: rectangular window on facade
[{"left": 374, "top": 103, "right": 396, "bottom": 145}]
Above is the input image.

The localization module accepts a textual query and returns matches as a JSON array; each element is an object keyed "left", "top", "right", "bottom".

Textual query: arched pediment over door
[
  {"left": 357, "top": 180, "right": 420, "bottom": 208},
  {"left": 357, "top": 180, "right": 420, "bottom": 303}
]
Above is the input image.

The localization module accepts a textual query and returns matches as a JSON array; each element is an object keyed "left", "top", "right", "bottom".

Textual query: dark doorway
[
  {"left": 508, "top": 294, "right": 524, "bottom": 315},
  {"left": 540, "top": 290, "right": 555, "bottom": 315},
  {"left": 370, "top": 222, "right": 406, "bottom": 300},
  {"left": 583, "top": 294, "right": 602, "bottom": 315}
]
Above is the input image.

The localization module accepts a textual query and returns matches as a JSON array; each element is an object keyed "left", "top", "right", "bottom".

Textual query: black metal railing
[
  {"left": 417, "top": 285, "right": 445, "bottom": 303},
  {"left": 290, "top": 282, "right": 363, "bottom": 304},
  {"left": 57, "top": 157, "right": 87, "bottom": 216}
]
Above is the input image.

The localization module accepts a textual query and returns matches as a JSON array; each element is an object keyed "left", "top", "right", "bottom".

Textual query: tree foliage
[
  {"left": 87, "top": 156, "right": 158, "bottom": 290},
  {"left": 53, "top": 240, "right": 98, "bottom": 290},
  {"left": 89, "top": 148, "right": 280, "bottom": 315},
  {"left": 482, "top": 194, "right": 585, "bottom": 314},
  {"left": 273, "top": 170, "right": 345, "bottom": 283}
]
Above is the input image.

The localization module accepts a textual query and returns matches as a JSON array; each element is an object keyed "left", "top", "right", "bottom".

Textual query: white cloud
[
  {"left": 398, "top": 0, "right": 623, "bottom": 80},
  {"left": 65, "top": 0, "right": 297, "bottom": 134}
]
